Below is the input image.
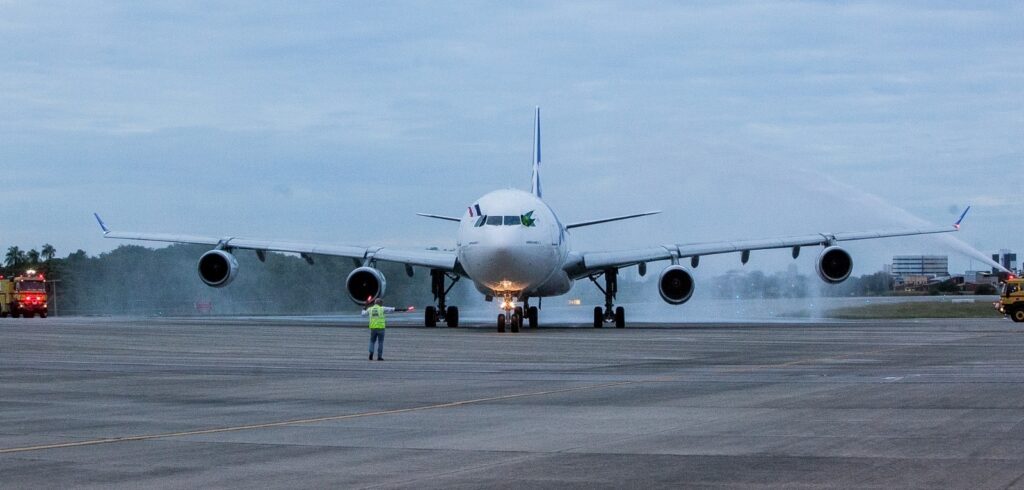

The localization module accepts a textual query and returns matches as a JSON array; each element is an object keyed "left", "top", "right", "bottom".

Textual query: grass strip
[{"left": 828, "top": 301, "right": 1003, "bottom": 319}]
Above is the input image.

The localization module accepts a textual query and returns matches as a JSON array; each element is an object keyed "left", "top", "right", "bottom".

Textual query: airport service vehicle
[
  {"left": 95, "top": 108, "right": 969, "bottom": 332},
  {"left": 0, "top": 269, "right": 48, "bottom": 318},
  {"left": 996, "top": 276, "right": 1024, "bottom": 322}
]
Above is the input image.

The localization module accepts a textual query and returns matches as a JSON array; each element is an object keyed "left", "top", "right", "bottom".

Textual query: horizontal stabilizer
[
  {"left": 565, "top": 211, "right": 660, "bottom": 230},
  {"left": 416, "top": 213, "right": 461, "bottom": 222}
]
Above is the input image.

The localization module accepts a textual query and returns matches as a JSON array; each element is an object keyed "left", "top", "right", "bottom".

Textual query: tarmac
[{"left": 1, "top": 315, "right": 1024, "bottom": 488}]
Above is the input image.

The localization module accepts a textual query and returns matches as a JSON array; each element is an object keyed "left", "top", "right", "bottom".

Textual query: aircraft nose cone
[
  {"left": 482, "top": 245, "right": 526, "bottom": 277},
  {"left": 461, "top": 240, "right": 550, "bottom": 292},
  {"left": 488, "top": 230, "right": 519, "bottom": 250}
]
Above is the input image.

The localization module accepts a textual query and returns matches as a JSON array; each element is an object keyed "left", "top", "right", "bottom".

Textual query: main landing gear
[
  {"left": 496, "top": 296, "right": 538, "bottom": 333},
  {"left": 589, "top": 268, "right": 625, "bottom": 328},
  {"left": 425, "top": 270, "right": 460, "bottom": 328},
  {"left": 525, "top": 298, "right": 538, "bottom": 329}
]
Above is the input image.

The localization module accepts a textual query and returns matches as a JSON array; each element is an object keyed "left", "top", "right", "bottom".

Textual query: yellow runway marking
[{"left": 0, "top": 381, "right": 633, "bottom": 455}]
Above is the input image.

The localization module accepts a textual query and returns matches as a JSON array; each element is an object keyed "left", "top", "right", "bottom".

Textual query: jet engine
[
  {"left": 346, "top": 267, "right": 387, "bottom": 305},
  {"left": 816, "top": 246, "right": 853, "bottom": 284},
  {"left": 659, "top": 265, "right": 695, "bottom": 304},
  {"left": 197, "top": 249, "right": 238, "bottom": 287}
]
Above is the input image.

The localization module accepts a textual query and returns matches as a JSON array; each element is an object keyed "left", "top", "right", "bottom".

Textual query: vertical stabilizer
[{"left": 531, "top": 106, "right": 542, "bottom": 198}]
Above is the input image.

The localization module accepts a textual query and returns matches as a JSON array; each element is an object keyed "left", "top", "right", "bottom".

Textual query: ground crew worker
[{"left": 362, "top": 298, "right": 394, "bottom": 360}]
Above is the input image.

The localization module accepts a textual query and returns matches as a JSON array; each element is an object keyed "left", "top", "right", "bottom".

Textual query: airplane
[{"left": 94, "top": 108, "right": 970, "bottom": 332}]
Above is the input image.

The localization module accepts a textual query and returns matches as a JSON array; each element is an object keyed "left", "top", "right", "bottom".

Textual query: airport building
[
  {"left": 963, "top": 270, "right": 1000, "bottom": 292},
  {"left": 992, "top": 249, "right": 1018, "bottom": 274},
  {"left": 890, "top": 255, "right": 950, "bottom": 292},
  {"left": 886, "top": 254, "right": 1002, "bottom": 293},
  {"left": 890, "top": 255, "right": 949, "bottom": 277}
]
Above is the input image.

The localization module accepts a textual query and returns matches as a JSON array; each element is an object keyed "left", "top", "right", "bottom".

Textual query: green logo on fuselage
[{"left": 521, "top": 210, "right": 536, "bottom": 227}]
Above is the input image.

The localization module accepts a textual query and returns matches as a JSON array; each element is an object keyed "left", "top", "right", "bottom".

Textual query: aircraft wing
[
  {"left": 567, "top": 222, "right": 964, "bottom": 278},
  {"left": 94, "top": 214, "right": 457, "bottom": 271}
]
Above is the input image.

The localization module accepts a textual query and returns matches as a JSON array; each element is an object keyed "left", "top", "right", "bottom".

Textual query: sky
[{"left": 1, "top": 1, "right": 1021, "bottom": 278}]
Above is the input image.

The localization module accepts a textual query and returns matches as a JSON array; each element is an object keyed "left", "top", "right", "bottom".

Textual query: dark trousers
[{"left": 369, "top": 329, "right": 385, "bottom": 357}]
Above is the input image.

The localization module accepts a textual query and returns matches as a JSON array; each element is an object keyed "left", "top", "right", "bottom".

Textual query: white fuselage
[{"left": 456, "top": 189, "right": 572, "bottom": 299}]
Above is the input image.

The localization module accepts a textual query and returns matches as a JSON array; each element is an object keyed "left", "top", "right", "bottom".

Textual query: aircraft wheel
[
  {"left": 497, "top": 314, "right": 506, "bottom": 333},
  {"left": 615, "top": 306, "right": 625, "bottom": 328},
  {"left": 425, "top": 306, "right": 437, "bottom": 327},
  {"left": 528, "top": 306, "right": 538, "bottom": 328},
  {"left": 40, "top": 313, "right": 47, "bottom": 319},
  {"left": 511, "top": 314, "right": 521, "bottom": 333},
  {"left": 593, "top": 307, "right": 603, "bottom": 328},
  {"left": 1012, "top": 308, "right": 1024, "bottom": 323},
  {"left": 446, "top": 306, "right": 459, "bottom": 328}
]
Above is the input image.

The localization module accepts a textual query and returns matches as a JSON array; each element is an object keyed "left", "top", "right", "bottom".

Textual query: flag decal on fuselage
[{"left": 468, "top": 203, "right": 483, "bottom": 217}]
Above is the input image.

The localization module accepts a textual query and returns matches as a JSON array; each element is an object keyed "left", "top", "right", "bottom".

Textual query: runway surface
[{"left": 2, "top": 315, "right": 1023, "bottom": 488}]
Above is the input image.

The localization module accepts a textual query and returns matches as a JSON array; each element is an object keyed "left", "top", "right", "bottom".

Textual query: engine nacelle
[
  {"left": 659, "top": 265, "right": 695, "bottom": 305},
  {"left": 816, "top": 246, "right": 853, "bottom": 284},
  {"left": 197, "top": 249, "right": 239, "bottom": 288},
  {"left": 346, "top": 267, "right": 387, "bottom": 305}
]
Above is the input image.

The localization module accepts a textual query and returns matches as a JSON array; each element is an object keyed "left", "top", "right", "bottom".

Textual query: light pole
[{"left": 47, "top": 279, "right": 60, "bottom": 317}]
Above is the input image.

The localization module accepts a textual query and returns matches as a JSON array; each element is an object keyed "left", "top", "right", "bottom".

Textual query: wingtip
[
  {"left": 93, "top": 213, "right": 110, "bottom": 234},
  {"left": 954, "top": 205, "right": 971, "bottom": 228}
]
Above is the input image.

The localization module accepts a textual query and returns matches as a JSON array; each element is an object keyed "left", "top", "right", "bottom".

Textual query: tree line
[
  {"left": 705, "top": 268, "right": 894, "bottom": 299},
  {"left": 3, "top": 244, "right": 450, "bottom": 316},
  {"left": 4, "top": 244, "right": 57, "bottom": 270},
  {"left": 700, "top": 269, "right": 989, "bottom": 299}
]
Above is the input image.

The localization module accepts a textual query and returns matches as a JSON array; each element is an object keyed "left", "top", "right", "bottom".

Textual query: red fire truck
[{"left": 0, "top": 269, "right": 48, "bottom": 318}]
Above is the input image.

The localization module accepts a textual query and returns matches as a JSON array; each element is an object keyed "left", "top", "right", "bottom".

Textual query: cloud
[{"left": 0, "top": 1, "right": 1020, "bottom": 277}]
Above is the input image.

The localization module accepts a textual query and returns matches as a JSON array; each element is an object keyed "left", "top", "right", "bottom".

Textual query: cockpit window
[{"left": 478, "top": 215, "right": 531, "bottom": 226}]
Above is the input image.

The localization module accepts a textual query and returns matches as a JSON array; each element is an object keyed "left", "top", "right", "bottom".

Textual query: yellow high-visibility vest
[{"left": 368, "top": 305, "right": 386, "bottom": 330}]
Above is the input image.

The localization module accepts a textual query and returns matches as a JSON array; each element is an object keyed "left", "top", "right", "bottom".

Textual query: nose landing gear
[
  {"left": 425, "top": 270, "right": 460, "bottom": 328},
  {"left": 496, "top": 295, "right": 525, "bottom": 333},
  {"left": 589, "top": 268, "right": 625, "bottom": 328}
]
